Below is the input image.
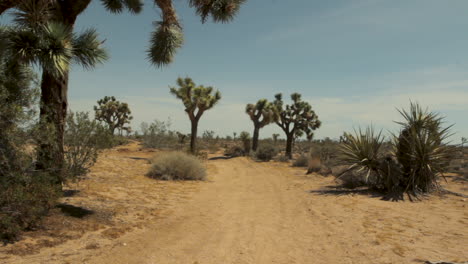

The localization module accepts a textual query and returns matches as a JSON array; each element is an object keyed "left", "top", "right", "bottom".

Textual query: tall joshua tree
[
  {"left": 273, "top": 93, "right": 321, "bottom": 159},
  {"left": 170, "top": 77, "right": 221, "bottom": 153},
  {"left": 1, "top": 1, "right": 108, "bottom": 183},
  {"left": 94, "top": 96, "right": 133, "bottom": 135},
  {"left": 245, "top": 99, "right": 277, "bottom": 151},
  {"left": 1, "top": 0, "right": 245, "bottom": 182}
]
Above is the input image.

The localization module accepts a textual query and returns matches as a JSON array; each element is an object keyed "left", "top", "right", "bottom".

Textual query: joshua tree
[
  {"left": 272, "top": 133, "right": 280, "bottom": 144},
  {"left": 170, "top": 77, "right": 221, "bottom": 153},
  {"left": 1, "top": 2, "right": 108, "bottom": 182},
  {"left": 273, "top": 93, "right": 321, "bottom": 159},
  {"left": 245, "top": 99, "right": 278, "bottom": 151},
  {"left": 94, "top": 96, "right": 133, "bottom": 135},
  {"left": 1, "top": 0, "right": 245, "bottom": 183}
]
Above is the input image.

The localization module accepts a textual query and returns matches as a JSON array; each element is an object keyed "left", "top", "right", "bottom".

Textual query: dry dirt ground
[{"left": 0, "top": 141, "right": 467, "bottom": 264}]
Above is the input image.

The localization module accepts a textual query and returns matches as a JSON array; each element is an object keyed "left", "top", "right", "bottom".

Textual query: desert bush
[
  {"left": 140, "top": 119, "right": 180, "bottom": 149},
  {"left": 308, "top": 139, "right": 340, "bottom": 167},
  {"left": 255, "top": 144, "right": 278, "bottom": 161},
  {"left": 224, "top": 145, "right": 245, "bottom": 157},
  {"left": 336, "top": 170, "right": 368, "bottom": 189},
  {"left": 0, "top": 172, "right": 59, "bottom": 242},
  {"left": 147, "top": 152, "right": 206, "bottom": 181},
  {"left": 293, "top": 154, "right": 309, "bottom": 167},
  {"left": 0, "top": 55, "right": 59, "bottom": 242},
  {"left": 338, "top": 103, "right": 455, "bottom": 197},
  {"left": 275, "top": 155, "right": 290, "bottom": 162},
  {"left": 64, "top": 111, "right": 115, "bottom": 179},
  {"left": 239, "top": 131, "right": 251, "bottom": 155}
]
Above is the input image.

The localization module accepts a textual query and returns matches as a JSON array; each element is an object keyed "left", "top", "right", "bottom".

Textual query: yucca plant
[
  {"left": 395, "top": 102, "right": 454, "bottom": 195},
  {"left": 338, "top": 103, "right": 455, "bottom": 198},
  {"left": 338, "top": 126, "right": 392, "bottom": 189}
]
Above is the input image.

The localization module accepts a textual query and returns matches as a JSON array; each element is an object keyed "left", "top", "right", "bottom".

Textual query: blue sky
[{"left": 3, "top": 0, "right": 468, "bottom": 141}]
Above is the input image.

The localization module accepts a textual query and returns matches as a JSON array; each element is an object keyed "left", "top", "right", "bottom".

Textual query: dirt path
[
  {"left": 82, "top": 156, "right": 468, "bottom": 264},
  {"left": 1, "top": 144, "right": 467, "bottom": 264}
]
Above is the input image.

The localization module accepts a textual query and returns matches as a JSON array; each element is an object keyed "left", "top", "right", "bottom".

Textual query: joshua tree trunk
[
  {"left": 34, "top": 1, "right": 92, "bottom": 186},
  {"left": 252, "top": 125, "right": 260, "bottom": 152},
  {"left": 190, "top": 120, "right": 198, "bottom": 154},
  {"left": 36, "top": 71, "right": 69, "bottom": 186},
  {"left": 285, "top": 133, "right": 294, "bottom": 159}
]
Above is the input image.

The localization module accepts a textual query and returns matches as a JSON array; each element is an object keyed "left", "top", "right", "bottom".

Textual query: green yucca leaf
[{"left": 395, "top": 102, "right": 455, "bottom": 193}]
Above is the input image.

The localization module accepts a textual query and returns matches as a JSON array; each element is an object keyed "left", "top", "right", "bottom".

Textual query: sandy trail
[
  {"left": 1, "top": 143, "right": 466, "bottom": 264},
  {"left": 89, "top": 156, "right": 467, "bottom": 264}
]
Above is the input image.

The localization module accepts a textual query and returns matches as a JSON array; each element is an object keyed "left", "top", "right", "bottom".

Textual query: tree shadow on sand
[
  {"left": 309, "top": 185, "right": 405, "bottom": 201},
  {"left": 208, "top": 156, "right": 237, "bottom": 161},
  {"left": 56, "top": 204, "right": 94, "bottom": 218}
]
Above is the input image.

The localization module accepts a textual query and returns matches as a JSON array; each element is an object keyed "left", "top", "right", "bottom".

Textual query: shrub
[
  {"left": 0, "top": 172, "right": 59, "bottom": 242},
  {"left": 140, "top": 120, "right": 179, "bottom": 149},
  {"left": 0, "top": 57, "right": 58, "bottom": 242},
  {"left": 224, "top": 145, "right": 244, "bottom": 157},
  {"left": 147, "top": 152, "right": 206, "bottom": 181},
  {"left": 275, "top": 155, "right": 290, "bottom": 162},
  {"left": 293, "top": 154, "right": 309, "bottom": 167},
  {"left": 239, "top": 131, "right": 251, "bottom": 155},
  {"left": 64, "top": 112, "right": 99, "bottom": 178},
  {"left": 336, "top": 170, "right": 368, "bottom": 189},
  {"left": 338, "top": 103, "right": 455, "bottom": 197},
  {"left": 255, "top": 144, "right": 278, "bottom": 161}
]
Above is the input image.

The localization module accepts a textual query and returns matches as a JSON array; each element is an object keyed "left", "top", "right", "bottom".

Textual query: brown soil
[{"left": 1, "top": 141, "right": 466, "bottom": 264}]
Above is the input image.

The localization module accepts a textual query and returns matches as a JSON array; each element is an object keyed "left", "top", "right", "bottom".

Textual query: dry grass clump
[
  {"left": 292, "top": 154, "right": 309, "bottom": 167},
  {"left": 146, "top": 152, "right": 206, "bottom": 181}
]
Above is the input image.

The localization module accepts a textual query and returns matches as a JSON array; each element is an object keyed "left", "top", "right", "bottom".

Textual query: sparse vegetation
[
  {"left": 140, "top": 119, "right": 180, "bottom": 149},
  {"left": 239, "top": 131, "right": 251, "bottom": 155},
  {"left": 64, "top": 111, "right": 118, "bottom": 179},
  {"left": 147, "top": 152, "right": 206, "bottom": 181},
  {"left": 292, "top": 154, "right": 309, "bottom": 167},
  {"left": 255, "top": 144, "right": 278, "bottom": 162}
]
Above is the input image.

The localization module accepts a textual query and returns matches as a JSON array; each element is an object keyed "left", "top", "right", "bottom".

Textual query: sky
[{"left": 3, "top": 0, "right": 468, "bottom": 142}]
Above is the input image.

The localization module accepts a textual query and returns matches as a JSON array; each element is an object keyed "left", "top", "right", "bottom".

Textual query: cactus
[
  {"left": 273, "top": 93, "right": 321, "bottom": 159},
  {"left": 245, "top": 99, "right": 278, "bottom": 151},
  {"left": 94, "top": 96, "right": 133, "bottom": 135},
  {"left": 170, "top": 77, "right": 221, "bottom": 153}
]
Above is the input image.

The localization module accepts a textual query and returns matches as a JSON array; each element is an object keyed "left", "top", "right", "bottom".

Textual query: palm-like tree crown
[
  {"left": 245, "top": 99, "right": 278, "bottom": 128},
  {"left": 170, "top": 77, "right": 221, "bottom": 120}
]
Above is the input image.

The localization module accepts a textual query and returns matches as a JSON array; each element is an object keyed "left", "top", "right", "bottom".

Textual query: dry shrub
[
  {"left": 275, "top": 155, "right": 289, "bottom": 162},
  {"left": 147, "top": 152, "right": 206, "bottom": 181},
  {"left": 255, "top": 144, "right": 278, "bottom": 161},
  {"left": 336, "top": 170, "right": 368, "bottom": 189},
  {"left": 292, "top": 154, "right": 309, "bottom": 167},
  {"left": 224, "top": 145, "right": 244, "bottom": 157}
]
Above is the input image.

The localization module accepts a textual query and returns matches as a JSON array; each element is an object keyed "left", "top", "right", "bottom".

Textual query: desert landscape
[
  {"left": 0, "top": 140, "right": 466, "bottom": 264},
  {"left": 1, "top": 1, "right": 468, "bottom": 264}
]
